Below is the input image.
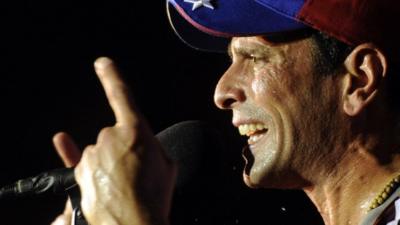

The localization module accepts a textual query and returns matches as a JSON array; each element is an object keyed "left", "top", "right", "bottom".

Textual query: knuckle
[
  {"left": 81, "top": 145, "right": 96, "bottom": 159},
  {"left": 117, "top": 124, "right": 141, "bottom": 148},
  {"left": 93, "top": 123, "right": 148, "bottom": 154},
  {"left": 83, "top": 144, "right": 95, "bottom": 152},
  {"left": 97, "top": 126, "right": 115, "bottom": 143},
  {"left": 97, "top": 125, "right": 139, "bottom": 149}
]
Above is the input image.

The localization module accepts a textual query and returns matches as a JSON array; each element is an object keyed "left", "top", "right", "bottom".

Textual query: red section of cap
[{"left": 297, "top": 0, "right": 398, "bottom": 53}]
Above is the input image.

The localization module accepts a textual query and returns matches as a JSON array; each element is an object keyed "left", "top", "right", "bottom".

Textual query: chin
[
  {"left": 243, "top": 159, "right": 299, "bottom": 189},
  {"left": 243, "top": 162, "right": 280, "bottom": 188},
  {"left": 243, "top": 172, "right": 260, "bottom": 188},
  {"left": 242, "top": 146, "right": 279, "bottom": 188}
]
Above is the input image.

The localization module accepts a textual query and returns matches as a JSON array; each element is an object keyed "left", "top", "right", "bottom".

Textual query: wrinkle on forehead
[{"left": 230, "top": 36, "right": 290, "bottom": 59}]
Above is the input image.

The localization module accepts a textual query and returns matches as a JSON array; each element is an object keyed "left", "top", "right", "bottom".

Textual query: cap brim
[
  {"left": 167, "top": 0, "right": 308, "bottom": 52},
  {"left": 167, "top": 1, "right": 229, "bottom": 53}
]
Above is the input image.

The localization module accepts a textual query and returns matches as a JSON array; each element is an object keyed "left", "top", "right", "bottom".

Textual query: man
[{"left": 52, "top": 0, "right": 400, "bottom": 225}]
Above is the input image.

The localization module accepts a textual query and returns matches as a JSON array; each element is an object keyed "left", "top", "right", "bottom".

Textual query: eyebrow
[{"left": 228, "top": 39, "right": 274, "bottom": 59}]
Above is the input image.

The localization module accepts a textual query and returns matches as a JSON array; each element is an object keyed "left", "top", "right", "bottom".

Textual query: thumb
[{"left": 53, "top": 132, "right": 82, "bottom": 167}]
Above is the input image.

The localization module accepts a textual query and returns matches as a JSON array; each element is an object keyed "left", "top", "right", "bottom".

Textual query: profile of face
[{"left": 214, "top": 36, "right": 343, "bottom": 189}]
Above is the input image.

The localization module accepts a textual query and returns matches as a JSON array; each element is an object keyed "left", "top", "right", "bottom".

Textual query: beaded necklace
[{"left": 368, "top": 174, "right": 400, "bottom": 211}]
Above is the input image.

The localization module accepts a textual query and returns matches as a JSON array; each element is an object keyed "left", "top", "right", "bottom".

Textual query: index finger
[{"left": 94, "top": 57, "right": 137, "bottom": 125}]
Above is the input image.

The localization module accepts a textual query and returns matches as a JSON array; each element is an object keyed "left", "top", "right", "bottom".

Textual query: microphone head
[
  {"left": 156, "top": 120, "right": 229, "bottom": 224},
  {"left": 156, "top": 120, "right": 225, "bottom": 189}
]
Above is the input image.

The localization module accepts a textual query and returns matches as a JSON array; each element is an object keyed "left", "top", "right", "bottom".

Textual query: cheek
[{"left": 251, "top": 64, "right": 283, "bottom": 101}]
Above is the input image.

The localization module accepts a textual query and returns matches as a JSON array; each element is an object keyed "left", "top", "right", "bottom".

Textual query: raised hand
[{"left": 73, "top": 57, "right": 177, "bottom": 225}]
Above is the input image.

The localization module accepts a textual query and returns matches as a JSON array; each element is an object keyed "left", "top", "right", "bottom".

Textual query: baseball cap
[{"left": 167, "top": 0, "right": 399, "bottom": 55}]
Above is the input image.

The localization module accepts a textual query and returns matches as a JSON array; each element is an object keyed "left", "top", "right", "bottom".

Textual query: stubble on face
[{"left": 229, "top": 36, "right": 343, "bottom": 189}]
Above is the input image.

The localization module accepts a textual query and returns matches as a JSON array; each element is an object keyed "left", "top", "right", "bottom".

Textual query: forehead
[
  {"left": 229, "top": 36, "right": 313, "bottom": 59},
  {"left": 230, "top": 36, "right": 274, "bottom": 51},
  {"left": 228, "top": 37, "right": 280, "bottom": 59},
  {"left": 229, "top": 29, "right": 315, "bottom": 52}
]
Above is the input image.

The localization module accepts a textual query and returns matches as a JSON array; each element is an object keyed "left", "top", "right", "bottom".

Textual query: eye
[
  {"left": 250, "top": 54, "right": 257, "bottom": 63},
  {"left": 249, "top": 54, "right": 262, "bottom": 63}
]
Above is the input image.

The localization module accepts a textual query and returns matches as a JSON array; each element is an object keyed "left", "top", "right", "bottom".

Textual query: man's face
[{"left": 214, "top": 36, "right": 341, "bottom": 188}]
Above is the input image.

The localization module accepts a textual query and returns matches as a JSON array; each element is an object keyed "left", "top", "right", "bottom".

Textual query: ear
[{"left": 342, "top": 43, "right": 387, "bottom": 116}]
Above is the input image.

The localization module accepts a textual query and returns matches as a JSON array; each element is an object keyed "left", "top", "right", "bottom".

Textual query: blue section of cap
[
  {"left": 255, "top": 0, "right": 306, "bottom": 19},
  {"left": 174, "top": 0, "right": 308, "bottom": 36}
]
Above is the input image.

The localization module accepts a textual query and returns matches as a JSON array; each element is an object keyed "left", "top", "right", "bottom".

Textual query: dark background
[{"left": 0, "top": 1, "right": 323, "bottom": 224}]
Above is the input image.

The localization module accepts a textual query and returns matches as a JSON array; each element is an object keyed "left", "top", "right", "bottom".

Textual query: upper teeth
[{"left": 238, "top": 123, "right": 267, "bottom": 136}]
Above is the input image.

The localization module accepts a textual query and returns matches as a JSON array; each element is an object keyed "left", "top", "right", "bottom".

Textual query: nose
[{"left": 214, "top": 65, "right": 246, "bottom": 109}]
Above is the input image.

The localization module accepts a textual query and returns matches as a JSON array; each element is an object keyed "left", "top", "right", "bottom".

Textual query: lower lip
[{"left": 247, "top": 131, "right": 267, "bottom": 146}]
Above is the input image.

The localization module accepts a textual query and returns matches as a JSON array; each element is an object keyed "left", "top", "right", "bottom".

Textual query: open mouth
[{"left": 238, "top": 123, "right": 268, "bottom": 145}]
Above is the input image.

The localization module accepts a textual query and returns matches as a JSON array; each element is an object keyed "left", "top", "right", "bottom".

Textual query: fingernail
[{"left": 94, "top": 57, "right": 112, "bottom": 70}]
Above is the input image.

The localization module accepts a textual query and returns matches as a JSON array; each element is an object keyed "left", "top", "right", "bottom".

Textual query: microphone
[
  {"left": 0, "top": 167, "right": 76, "bottom": 198},
  {"left": 0, "top": 120, "right": 224, "bottom": 198}
]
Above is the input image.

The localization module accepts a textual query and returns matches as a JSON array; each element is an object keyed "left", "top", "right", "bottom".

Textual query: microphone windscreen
[
  {"left": 156, "top": 120, "right": 225, "bottom": 189},
  {"left": 157, "top": 121, "right": 231, "bottom": 224}
]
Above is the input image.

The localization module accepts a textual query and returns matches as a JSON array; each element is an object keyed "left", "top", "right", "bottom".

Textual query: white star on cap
[{"left": 184, "top": 0, "right": 214, "bottom": 11}]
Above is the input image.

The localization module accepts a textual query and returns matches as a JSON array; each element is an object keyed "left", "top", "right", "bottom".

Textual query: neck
[
  {"left": 303, "top": 145, "right": 400, "bottom": 225},
  {"left": 301, "top": 105, "right": 400, "bottom": 225}
]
